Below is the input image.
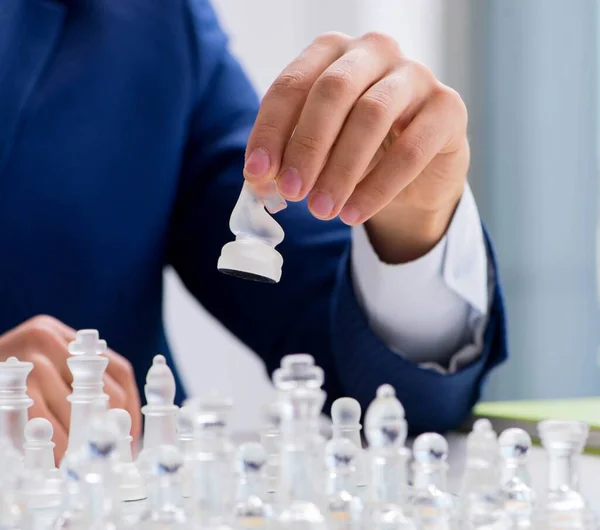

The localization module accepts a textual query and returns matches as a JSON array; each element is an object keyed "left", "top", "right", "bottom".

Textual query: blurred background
[{"left": 164, "top": 0, "right": 600, "bottom": 431}]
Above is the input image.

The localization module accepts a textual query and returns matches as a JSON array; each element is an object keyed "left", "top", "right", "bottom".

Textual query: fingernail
[
  {"left": 310, "top": 192, "right": 334, "bottom": 218},
  {"left": 277, "top": 168, "right": 302, "bottom": 198},
  {"left": 245, "top": 148, "right": 270, "bottom": 178},
  {"left": 340, "top": 204, "right": 361, "bottom": 225}
]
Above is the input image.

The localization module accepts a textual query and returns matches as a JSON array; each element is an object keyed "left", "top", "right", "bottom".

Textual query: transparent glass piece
[
  {"left": 364, "top": 385, "right": 415, "bottom": 530},
  {"left": 65, "top": 330, "right": 110, "bottom": 459},
  {"left": 137, "top": 445, "right": 189, "bottom": 530},
  {"left": 410, "top": 433, "right": 457, "bottom": 529},
  {"left": 0, "top": 438, "right": 23, "bottom": 530},
  {"left": 259, "top": 402, "right": 284, "bottom": 505},
  {"left": 177, "top": 406, "right": 196, "bottom": 500},
  {"left": 324, "top": 438, "right": 363, "bottom": 530},
  {"left": 186, "top": 409, "right": 235, "bottom": 529},
  {"left": 460, "top": 419, "right": 510, "bottom": 528},
  {"left": 234, "top": 442, "right": 273, "bottom": 528},
  {"left": 0, "top": 356, "right": 34, "bottom": 454},
  {"left": 218, "top": 182, "right": 285, "bottom": 283},
  {"left": 532, "top": 419, "right": 598, "bottom": 529},
  {"left": 276, "top": 385, "right": 328, "bottom": 530},
  {"left": 497, "top": 428, "right": 536, "bottom": 528},
  {"left": 331, "top": 398, "right": 367, "bottom": 493}
]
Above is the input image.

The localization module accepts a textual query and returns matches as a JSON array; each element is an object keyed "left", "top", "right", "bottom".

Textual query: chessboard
[{"left": 0, "top": 329, "right": 598, "bottom": 529}]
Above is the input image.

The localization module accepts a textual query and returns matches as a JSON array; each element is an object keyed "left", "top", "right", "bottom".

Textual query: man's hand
[
  {"left": 244, "top": 32, "right": 469, "bottom": 264},
  {"left": 0, "top": 315, "right": 142, "bottom": 462}
]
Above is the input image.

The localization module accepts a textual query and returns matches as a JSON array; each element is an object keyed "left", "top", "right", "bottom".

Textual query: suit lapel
[{"left": 0, "top": 0, "right": 66, "bottom": 174}]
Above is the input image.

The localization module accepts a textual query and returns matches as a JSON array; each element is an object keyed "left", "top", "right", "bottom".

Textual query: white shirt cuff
[{"left": 350, "top": 183, "right": 491, "bottom": 371}]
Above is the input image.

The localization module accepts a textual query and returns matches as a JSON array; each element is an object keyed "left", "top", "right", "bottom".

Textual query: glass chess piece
[
  {"left": 275, "top": 383, "right": 329, "bottom": 530},
  {"left": 185, "top": 390, "right": 236, "bottom": 515},
  {"left": 410, "top": 433, "right": 457, "bottom": 530},
  {"left": 53, "top": 409, "right": 122, "bottom": 530},
  {"left": 497, "top": 428, "right": 536, "bottom": 528},
  {"left": 137, "top": 445, "right": 189, "bottom": 530},
  {"left": 20, "top": 418, "right": 63, "bottom": 530},
  {"left": 64, "top": 330, "right": 110, "bottom": 461},
  {"left": 233, "top": 442, "right": 273, "bottom": 528},
  {"left": 0, "top": 356, "right": 34, "bottom": 453},
  {"left": 363, "top": 384, "right": 415, "bottom": 530},
  {"left": 331, "top": 398, "right": 367, "bottom": 496},
  {"left": 324, "top": 437, "right": 363, "bottom": 530},
  {"left": 259, "top": 401, "right": 284, "bottom": 506},
  {"left": 187, "top": 410, "right": 236, "bottom": 530},
  {"left": 532, "top": 419, "right": 598, "bottom": 529},
  {"left": 0, "top": 437, "right": 24, "bottom": 530},
  {"left": 176, "top": 406, "right": 196, "bottom": 500},
  {"left": 272, "top": 357, "right": 328, "bottom": 503},
  {"left": 460, "top": 419, "right": 510, "bottom": 529},
  {"left": 218, "top": 181, "right": 286, "bottom": 283}
]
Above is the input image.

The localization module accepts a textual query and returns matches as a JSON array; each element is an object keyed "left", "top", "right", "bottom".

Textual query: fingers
[
  {"left": 276, "top": 34, "right": 403, "bottom": 207},
  {"left": 28, "top": 386, "right": 68, "bottom": 464},
  {"left": 341, "top": 88, "right": 467, "bottom": 224},
  {"left": 105, "top": 352, "right": 142, "bottom": 441},
  {"left": 305, "top": 63, "right": 433, "bottom": 221},
  {"left": 244, "top": 32, "right": 351, "bottom": 184},
  {"left": 21, "top": 316, "right": 142, "bottom": 439},
  {"left": 30, "top": 353, "right": 71, "bottom": 432}
]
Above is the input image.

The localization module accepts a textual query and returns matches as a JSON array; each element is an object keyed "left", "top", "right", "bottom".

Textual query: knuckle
[
  {"left": 315, "top": 70, "right": 354, "bottom": 101},
  {"left": 314, "top": 31, "right": 351, "bottom": 49},
  {"left": 290, "top": 133, "right": 322, "bottom": 156},
  {"left": 110, "top": 353, "right": 135, "bottom": 380},
  {"left": 269, "top": 71, "right": 310, "bottom": 98},
  {"left": 30, "top": 352, "right": 53, "bottom": 371},
  {"left": 435, "top": 85, "right": 468, "bottom": 124},
  {"left": 356, "top": 94, "right": 391, "bottom": 127},
  {"left": 409, "top": 60, "right": 437, "bottom": 86},
  {"left": 361, "top": 31, "right": 402, "bottom": 56},
  {"left": 399, "top": 135, "right": 427, "bottom": 164}
]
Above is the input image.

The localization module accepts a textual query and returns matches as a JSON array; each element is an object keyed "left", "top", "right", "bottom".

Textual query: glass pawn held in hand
[
  {"left": 533, "top": 419, "right": 598, "bottom": 529},
  {"left": 218, "top": 181, "right": 286, "bottom": 283}
]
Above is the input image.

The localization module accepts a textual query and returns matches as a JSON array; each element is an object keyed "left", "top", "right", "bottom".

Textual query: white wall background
[{"left": 164, "top": 0, "right": 462, "bottom": 432}]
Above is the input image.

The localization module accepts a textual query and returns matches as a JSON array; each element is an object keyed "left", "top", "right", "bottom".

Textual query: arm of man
[{"left": 168, "top": 0, "right": 508, "bottom": 434}]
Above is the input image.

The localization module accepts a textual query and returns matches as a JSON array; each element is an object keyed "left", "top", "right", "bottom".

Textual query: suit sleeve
[{"left": 168, "top": 0, "right": 509, "bottom": 434}]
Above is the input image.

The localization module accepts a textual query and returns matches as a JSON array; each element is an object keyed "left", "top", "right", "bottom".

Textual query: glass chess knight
[{"left": 218, "top": 182, "right": 286, "bottom": 284}]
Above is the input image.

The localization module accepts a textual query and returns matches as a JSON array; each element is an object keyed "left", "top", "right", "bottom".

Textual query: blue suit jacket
[{"left": 0, "top": 0, "right": 508, "bottom": 434}]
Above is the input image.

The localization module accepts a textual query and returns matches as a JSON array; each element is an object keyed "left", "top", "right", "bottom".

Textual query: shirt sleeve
[{"left": 351, "top": 183, "right": 491, "bottom": 371}]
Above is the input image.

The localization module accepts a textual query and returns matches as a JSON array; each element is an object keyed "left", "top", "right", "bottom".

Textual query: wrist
[{"left": 364, "top": 196, "right": 461, "bottom": 264}]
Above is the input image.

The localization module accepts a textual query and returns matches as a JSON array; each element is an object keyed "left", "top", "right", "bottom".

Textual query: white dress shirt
[{"left": 351, "top": 183, "right": 492, "bottom": 373}]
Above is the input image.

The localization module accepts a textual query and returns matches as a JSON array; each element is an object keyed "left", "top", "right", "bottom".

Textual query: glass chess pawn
[
  {"left": 363, "top": 384, "right": 415, "bottom": 530},
  {"left": 233, "top": 442, "right": 273, "bottom": 528},
  {"left": 137, "top": 445, "right": 189, "bottom": 530},
  {"left": 532, "top": 419, "right": 598, "bottom": 529},
  {"left": 410, "top": 433, "right": 457, "bottom": 530},
  {"left": 497, "top": 428, "right": 536, "bottom": 528},
  {"left": 460, "top": 419, "right": 510, "bottom": 529},
  {"left": 324, "top": 437, "right": 363, "bottom": 530}
]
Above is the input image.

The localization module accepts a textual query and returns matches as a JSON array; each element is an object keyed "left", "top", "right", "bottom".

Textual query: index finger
[{"left": 243, "top": 32, "right": 350, "bottom": 185}]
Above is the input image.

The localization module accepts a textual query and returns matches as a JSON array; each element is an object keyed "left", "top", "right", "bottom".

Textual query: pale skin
[
  {"left": 0, "top": 32, "right": 469, "bottom": 463},
  {"left": 244, "top": 32, "right": 469, "bottom": 263}
]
